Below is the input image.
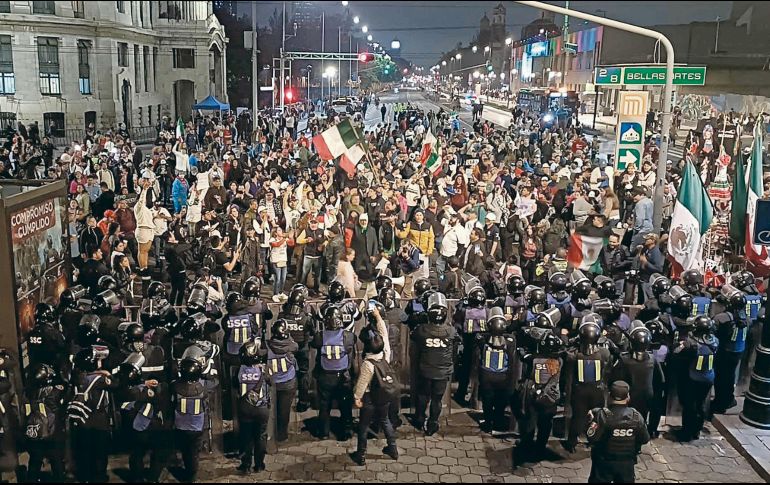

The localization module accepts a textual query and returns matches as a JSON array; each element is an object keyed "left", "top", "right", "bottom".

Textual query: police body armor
[
  {"left": 568, "top": 303, "right": 591, "bottom": 333},
  {"left": 480, "top": 337, "right": 509, "bottom": 374},
  {"left": 120, "top": 384, "right": 156, "bottom": 432},
  {"left": 320, "top": 330, "right": 349, "bottom": 372},
  {"left": 463, "top": 307, "right": 488, "bottom": 334},
  {"left": 532, "top": 356, "right": 561, "bottom": 386},
  {"left": 689, "top": 339, "right": 716, "bottom": 384},
  {"left": 691, "top": 295, "right": 712, "bottom": 317},
  {"left": 174, "top": 384, "right": 206, "bottom": 432},
  {"left": 267, "top": 348, "right": 296, "bottom": 384},
  {"left": 237, "top": 365, "right": 269, "bottom": 409},
  {"left": 745, "top": 294, "right": 763, "bottom": 323},
  {"left": 719, "top": 312, "right": 748, "bottom": 354},
  {"left": 225, "top": 313, "right": 255, "bottom": 355},
  {"left": 575, "top": 352, "right": 604, "bottom": 385},
  {"left": 283, "top": 314, "right": 309, "bottom": 344},
  {"left": 547, "top": 294, "right": 571, "bottom": 313},
  {"left": 589, "top": 406, "right": 642, "bottom": 460}
]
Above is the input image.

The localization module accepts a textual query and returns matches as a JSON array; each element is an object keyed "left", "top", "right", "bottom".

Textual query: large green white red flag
[
  {"left": 745, "top": 121, "right": 770, "bottom": 273},
  {"left": 312, "top": 119, "right": 365, "bottom": 176},
  {"left": 420, "top": 130, "right": 437, "bottom": 164},
  {"left": 567, "top": 234, "right": 605, "bottom": 273},
  {"left": 667, "top": 160, "right": 713, "bottom": 276}
]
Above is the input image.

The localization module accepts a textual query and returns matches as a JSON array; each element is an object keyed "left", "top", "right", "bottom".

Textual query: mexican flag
[
  {"left": 729, "top": 152, "right": 747, "bottom": 246},
  {"left": 176, "top": 117, "right": 184, "bottom": 140},
  {"left": 667, "top": 160, "right": 713, "bottom": 277},
  {"left": 567, "top": 234, "right": 605, "bottom": 274},
  {"left": 745, "top": 121, "right": 770, "bottom": 273},
  {"left": 420, "top": 130, "right": 437, "bottom": 163},
  {"left": 312, "top": 119, "right": 365, "bottom": 176}
]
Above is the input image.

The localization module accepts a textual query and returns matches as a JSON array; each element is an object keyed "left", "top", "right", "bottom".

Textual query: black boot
[
  {"left": 349, "top": 451, "right": 366, "bottom": 466},
  {"left": 383, "top": 445, "right": 399, "bottom": 460}
]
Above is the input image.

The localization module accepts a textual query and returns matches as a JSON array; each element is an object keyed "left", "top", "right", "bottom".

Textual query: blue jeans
[
  {"left": 272, "top": 264, "right": 287, "bottom": 295},
  {"left": 436, "top": 254, "right": 449, "bottom": 280},
  {"left": 299, "top": 255, "right": 322, "bottom": 291}
]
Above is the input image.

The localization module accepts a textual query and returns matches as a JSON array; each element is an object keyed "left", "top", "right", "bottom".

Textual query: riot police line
[{"left": 6, "top": 264, "right": 763, "bottom": 482}]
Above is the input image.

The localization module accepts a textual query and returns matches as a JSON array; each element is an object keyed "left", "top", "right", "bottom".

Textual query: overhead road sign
[{"left": 594, "top": 65, "right": 706, "bottom": 86}]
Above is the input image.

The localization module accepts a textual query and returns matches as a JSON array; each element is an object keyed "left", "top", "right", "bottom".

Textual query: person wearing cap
[
  {"left": 482, "top": 212, "right": 501, "bottom": 259},
  {"left": 585, "top": 380, "right": 650, "bottom": 483}
]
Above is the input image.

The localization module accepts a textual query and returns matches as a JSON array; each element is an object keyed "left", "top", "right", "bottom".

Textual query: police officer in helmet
[
  {"left": 310, "top": 306, "right": 358, "bottom": 440},
  {"left": 265, "top": 320, "right": 299, "bottom": 442},
  {"left": 28, "top": 303, "right": 67, "bottom": 369},
  {"left": 711, "top": 284, "right": 749, "bottom": 414},
  {"left": 453, "top": 284, "right": 489, "bottom": 404},
  {"left": 278, "top": 283, "right": 314, "bottom": 412},
  {"left": 635, "top": 273, "right": 673, "bottom": 323},
  {"left": 586, "top": 381, "right": 650, "bottom": 483},
  {"left": 476, "top": 307, "right": 518, "bottom": 433},
  {"left": 317, "top": 280, "right": 361, "bottom": 332},
  {"left": 411, "top": 292, "right": 459, "bottom": 436},
  {"left": 233, "top": 339, "right": 270, "bottom": 474}
]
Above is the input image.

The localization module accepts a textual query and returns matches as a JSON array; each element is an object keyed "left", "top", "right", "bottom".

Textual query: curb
[{"left": 712, "top": 413, "right": 770, "bottom": 483}]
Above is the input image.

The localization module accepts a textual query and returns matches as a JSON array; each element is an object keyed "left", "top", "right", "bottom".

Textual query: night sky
[{"left": 253, "top": 1, "right": 732, "bottom": 66}]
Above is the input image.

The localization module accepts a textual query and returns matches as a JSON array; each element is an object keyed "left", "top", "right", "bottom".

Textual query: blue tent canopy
[{"left": 193, "top": 95, "right": 230, "bottom": 111}]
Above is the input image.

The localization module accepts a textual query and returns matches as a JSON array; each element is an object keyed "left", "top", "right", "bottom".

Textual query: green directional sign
[{"left": 594, "top": 65, "right": 707, "bottom": 86}]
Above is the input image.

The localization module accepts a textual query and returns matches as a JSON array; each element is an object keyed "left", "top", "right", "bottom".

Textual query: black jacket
[{"left": 599, "top": 245, "right": 632, "bottom": 278}]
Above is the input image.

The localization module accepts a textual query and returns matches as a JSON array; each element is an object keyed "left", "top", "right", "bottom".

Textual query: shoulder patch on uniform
[
  {"left": 587, "top": 421, "right": 599, "bottom": 437},
  {"left": 55, "top": 385, "right": 64, "bottom": 390},
  {"left": 104, "top": 378, "right": 111, "bottom": 385},
  {"left": 148, "top": 389, "right": 155, "bottom": 398}
]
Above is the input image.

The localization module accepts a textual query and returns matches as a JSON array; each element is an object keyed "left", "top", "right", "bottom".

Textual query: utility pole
[
  {"left": 280, "top": 1, "right": 286, "bottom": 112},
  {"left": 321, "top": 12, "right": 325, "bottom": 102},
  {"left": 338, "top": 27, "right": 342, "bottom": 99},
  {"left": 251, "top": 1, "right": 258, "bottom": 115},
  {"left": 516, "top": 0, "right": 675, "bottom": 234}
]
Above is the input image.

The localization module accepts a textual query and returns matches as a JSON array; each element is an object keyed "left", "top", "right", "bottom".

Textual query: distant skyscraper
[{"left": 293, "top": 1, "right": 320, "bottom": 28}]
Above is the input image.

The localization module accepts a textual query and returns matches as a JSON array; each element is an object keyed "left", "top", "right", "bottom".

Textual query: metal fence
[{"left": 50, "top": 125, "right": 158, "bottom": 148}]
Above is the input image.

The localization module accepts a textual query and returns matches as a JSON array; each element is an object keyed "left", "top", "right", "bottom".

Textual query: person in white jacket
[
  {"left": 134, "top": 178, "right": 156, "bottom": 276},
  {"left": 172, "top": 141, "right": 189, "bottom": 174}
]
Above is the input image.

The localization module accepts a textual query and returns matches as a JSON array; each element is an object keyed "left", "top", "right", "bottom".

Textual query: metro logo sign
[
  {"left": 594, "top": 65, "right": 707, "bottom": 86},
  {"left": 614, "top": 91, "right": 649, "bottom": 171}
]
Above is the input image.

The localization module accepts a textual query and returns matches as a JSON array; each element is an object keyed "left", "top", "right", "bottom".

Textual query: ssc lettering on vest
[
  {"left": 241, "top": 373, "right": 262, "bottom": 381},
  {"left": 29, "top": 336, "right": 42, "bottom": 344},
  {"left": 285, "top": 321, "right": 302, "bottom": 332},
  {"left": 228, "top": 316, "right": 250, "bottom": 328},
  {"left": 425, "top": 338, "right": 448, "bottom": 348},
  {"left": 612, "top": 428, "right": 634, "bottom": 437}
]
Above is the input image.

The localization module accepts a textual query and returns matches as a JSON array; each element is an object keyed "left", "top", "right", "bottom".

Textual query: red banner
[{"left": 10, "top": 200, "right": 56, "bottom": 244}]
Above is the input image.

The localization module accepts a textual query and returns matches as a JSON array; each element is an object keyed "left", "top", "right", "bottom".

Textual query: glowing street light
[
  {"left": 391, "top": 39, "right": 401, "bottom": 50},
  {"left": 341, "top": 1, "right": 348, "bottom": 6},
  {"left": 353, "top": 16, "right": 360, "bottom": 24},
  {"left": 472, "top": 45, "right": 477, "bottom": 53},
  {"left": 367, "top": 34, "right": 372, "bottom": 41},
  {"left": 455, "top": 53, "right": 461, "bottom": 60},
  {"left": 325, "top": 66, "right": 337, "bottom": 77},
  {"left": 441, "top": 60, "right": 447, "bottom": 66},
  {"left": 484, "top": 46, "right": 490, "bottom": 53},
  {"left": 362, "top": 25, "right": 368, "bottom": 33},
  {"left": 505, "top": 37, "right": 512, "bottom": 45},
  {"left": 473, "top": 71, "right": 480, "bottom": 78}
]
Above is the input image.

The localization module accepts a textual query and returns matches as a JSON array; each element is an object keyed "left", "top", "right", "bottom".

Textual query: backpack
[
  {"left": 67, "top": 375, "right": 106, "bottom": 428},
  {"left": 23, "top": 400, "right": 55, "bottom": 441},
  {"left": 369, "top": 358, "right": 399, "bottom": 403}
]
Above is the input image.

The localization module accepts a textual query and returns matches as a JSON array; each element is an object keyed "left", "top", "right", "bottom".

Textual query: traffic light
[
  {"left": 358, "top": 52, "right": 375, "bottom": 63},
  {"left": 285, "top": 88, "right": 294, "bottom": 102},
  {"left": 486, "top": 61, "right": 493, "bottom": 72}
]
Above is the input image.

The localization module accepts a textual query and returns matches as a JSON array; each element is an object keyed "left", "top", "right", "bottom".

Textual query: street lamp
[
  {"left": 473, "top": 71, "right": 480, "bottom": 78},
  {"left": 441, "top": 60, "right": 447, "bottom": 66},
  {"left": 353, "top": 16, "right": 359, "bottom": 24},
  {"left": 505, "top": 37, "right": 512, "bottom": 45},
  {"left": 367, "top": 34, "right": 372, "bottom": 41},
  {"left": 391, "top": 39, "right": 401, "bottom": 50},
  {"left": 341, "top": 1, "right": 348, "bottom": 6},
  {"left": 472, "top": 45, "right": 477, "bottom": 53},
  {"left": 362, "top": 25, "right": 368, "bottom": 33},
  {"left": 484, "top": 46, "right": 490, "bottom": 53},
  {"left": 455, "top": 53, "right": 461, "bottom": 60}
]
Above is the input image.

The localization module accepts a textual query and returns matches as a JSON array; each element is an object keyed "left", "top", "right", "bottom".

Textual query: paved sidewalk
[
  {"left": 98, "top": 409, "right": 762, "bottom": 483},
  {"left": 713, "top": 396, "right": 770, "bottom": 482}
]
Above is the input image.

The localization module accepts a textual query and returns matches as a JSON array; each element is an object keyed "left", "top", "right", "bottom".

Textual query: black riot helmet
[
  {"left": 488, "top": 307, "right": 507, "bottom": 335},
  {"left": 468, "top": 286, "right": 487, "bottom": 307},
  {"left": 421, "top": 289, "right": 437, "bottom": 312},
  {"left": 239, "top": 339, "right": 262, "bottom": 365},
  {"left": 375, "top": 275, "right": 393, "bottom": 292},
  {"left": 649, "top": 273, "right": 672, "bottom": 297},
  {"left": 59, "top": 285, "right": 86, "bottom": 309},
  {"left": 180, "top": 313, "right": 208, "bottom": 341},
  {"left": 540, "top": 331, "right": 563, "bottom": 354},
  {"left": 118, "top": 353, "right": 146, "bottom": 386},
  {"left": 570, "top": 270, "right": 591, "bottom": 299},
  {"left": 73, "top": 347, "right": 99, "bottom": 373},
  {"left": 147, "top": 281, "right": 168, "bottom": 299},
  {"left": 226, "top": 291, "right": 245, "bottom": 313},
  {"left": 668, "top": 285, "right": 693, "bottom": 318},
  {"left": 35, "top": 303, "right": 56, "bottom": 325},
  {"left": 427, "top": 292, "right": 449, "bottom": 324},
  {"left": 76, "top": 314, "right": 101, "bottom": 347},
  {"left": 323, "top": 306, "right": 344, "bottom": 331},
  {"left": 271, "top": 319, "right": 290, "bottom": 340},
  {"left": 644, "top": 318, "right": 669, "bottom": 341},
  {"left": 692, "top": 315, "right": 714, "bottom": 337},
  {"left": 287, "top": 284, "right": 308, "bottom": 307},
  {"left": 242, "top": 276, "right": 262, "bottom": 299},
  {"left": 0, "top": 349, "right": 10, "bottom": 372},
  {"left": 178, "top": 357, "right": 204, "bottom": 382},
  {"left": 525, "top": 286, "right": 547, "bottom": 312},
  {"left": 681, "top": 269, "right": 703, "bottom": 293},
  {"left": 378, "top": 287, "right": 398, "bottom": 310},
  {"left": 739, "top": 270, "right": 758, "bottom": 294},
  {"left": 328, "top": 280, "right": 346, "bottom": 303},
  {"left": 118, "top": 322, "right": 145, "bottom": 353},
  {"left": 721, "top": 284, "right": 747, "bottom": 312},
  {"left": 593, "top": 298, "right": 621, "bottom": 323},
  {"left": 92, "top": 290, "right": 119, "bottom": 315},
  {"left": 414, "top": 278, "right": 432, "bottom": 299},
  {"left": 594, "top": 276, "right": 618, "bottom": 300},
  {"left": 97, "top": 275, "right": 117, "bottom": 292},
  {"left": 507, "top": 275, "right": 526, "bottom": 297},
  {"left": 629, "top": 326, "right": 652, "bottom": 352},
  {"left": 548, "top": 272, "right": 570, "bottom": 295},
  {"left": 28, "top": 363, "right": 55, "bottom": 388},
  {"left": 187, "top": 283, "right": 209, "bottom": 314},
  {"left": 535, "top": 307, "right": 562, "bottom": 330},
  {"left": 578, "top": 315, "right": 602, "bottom": 345}
]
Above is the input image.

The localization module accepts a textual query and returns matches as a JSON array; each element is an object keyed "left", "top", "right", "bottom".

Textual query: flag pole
[{"left": 349, "top": 120, "right": 381, "bottom": 186}]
